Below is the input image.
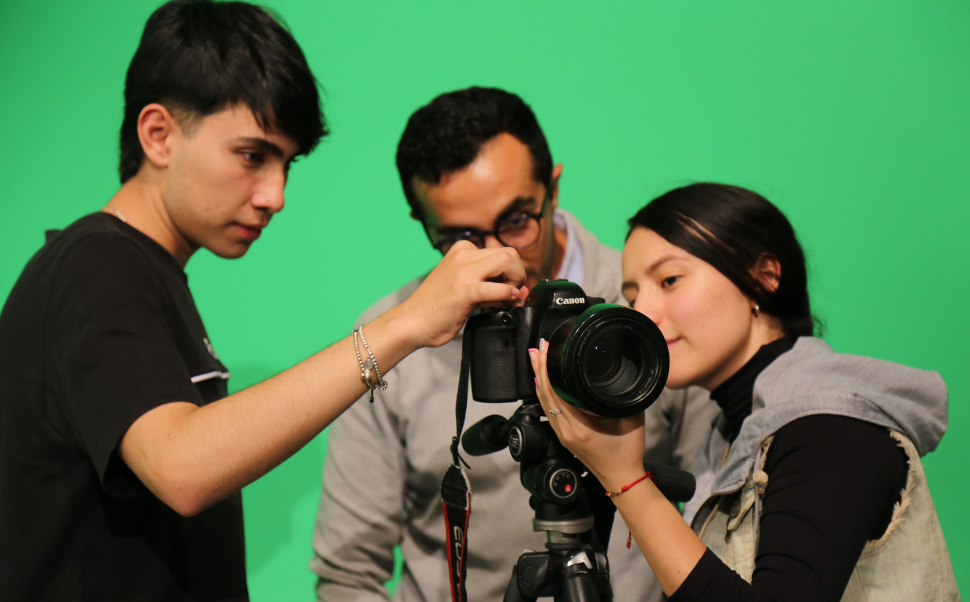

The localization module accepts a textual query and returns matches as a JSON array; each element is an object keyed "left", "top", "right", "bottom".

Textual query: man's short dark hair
[
  {"left": 395, "top": 87, "right": 552, "bottom": 218},
  {"left": 119, "top": 0, "right": 327, "bottom": 183}
]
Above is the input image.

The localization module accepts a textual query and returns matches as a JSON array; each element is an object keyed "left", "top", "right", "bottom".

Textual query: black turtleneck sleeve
[{"left": 667, "top": 339, "right": 909, "bottom": 602}]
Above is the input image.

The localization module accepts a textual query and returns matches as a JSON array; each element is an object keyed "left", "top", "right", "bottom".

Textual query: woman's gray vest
[{"left": 682, "top": 337, "right": 958, "bottom": 601}]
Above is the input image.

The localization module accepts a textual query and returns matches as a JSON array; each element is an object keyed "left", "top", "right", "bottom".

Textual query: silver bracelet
[{"left": 353, "top": 324, "right": 387, "bottom": 403}]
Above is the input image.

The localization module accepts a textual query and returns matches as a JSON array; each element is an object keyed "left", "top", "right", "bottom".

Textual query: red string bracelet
[
  {"left": 605, "top": 472, "right": 655, "bottom": 498},
  {"left": 604, "top": 472, "right": 657, "bottom": 548}
]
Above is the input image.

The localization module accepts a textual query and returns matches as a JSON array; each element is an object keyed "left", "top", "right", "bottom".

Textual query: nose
[
  {"left": 253, "top": 171, "right": 287, "bottom": 214},
  {"left": 633, "top": 295, "right": 663, "bottom": 328}
]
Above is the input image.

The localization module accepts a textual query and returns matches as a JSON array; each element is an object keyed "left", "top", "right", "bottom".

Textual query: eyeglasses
[{"left": 430, "top": 186, "right": 552, "bottom": 255}]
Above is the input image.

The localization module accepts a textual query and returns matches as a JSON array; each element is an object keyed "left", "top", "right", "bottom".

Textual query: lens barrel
[{"left": 546, "top": 304, "right": 668, "bottom": 418}]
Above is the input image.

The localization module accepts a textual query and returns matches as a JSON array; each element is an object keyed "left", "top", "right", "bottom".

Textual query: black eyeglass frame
[{"left": 426, "top": 183, "right": 553, "bottom": 254}]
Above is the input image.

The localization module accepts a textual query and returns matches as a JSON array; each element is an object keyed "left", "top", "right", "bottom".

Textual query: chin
[
  {"left": 208, "top": 242, "right": 252, "bottom": 259},
  {"left": 663, "top": 371, "right": 701, "bottom": 391},
  {"left": 664, "top": 379, "right": 691, "bottom": 390}
]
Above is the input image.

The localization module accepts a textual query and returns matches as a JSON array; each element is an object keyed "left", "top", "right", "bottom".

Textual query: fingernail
[
  {"left": 528, "top": 348, "right": 537, "bottom": 362},
  {"left": 534, "top": 377, "right": 538, "bottom": 386},
  {"left": 539, "top": 338, "right": 547, "bottom": 353}
]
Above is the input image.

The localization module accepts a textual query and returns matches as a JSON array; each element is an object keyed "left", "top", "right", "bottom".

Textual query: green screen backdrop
[{"left": 1, "top": 1, "right": 967, "bottom": 598}]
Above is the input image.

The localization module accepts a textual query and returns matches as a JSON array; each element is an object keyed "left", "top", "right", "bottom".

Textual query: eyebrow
[
  {"left": 619, "top": 254, "right": 682, "bottom": 291},
  {"left": 436, "top": 195, "right": 540, "bottom": 234},
  {"left": 233, "top": 137, "right": 287, "bottom": 160},
  {"left": 646, "top": 254, "right": 682, "bottom": 274}
]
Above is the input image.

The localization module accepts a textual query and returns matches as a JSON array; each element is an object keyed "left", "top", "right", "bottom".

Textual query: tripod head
[
  {"left": 463, "top": 399, "right": 696, "bottom": 602},
  {"left": 464, "top": 401, "right": 586, "bottom": 508},
  {"left": 463, "top": 399, "right": 607, "bottom": 601}
]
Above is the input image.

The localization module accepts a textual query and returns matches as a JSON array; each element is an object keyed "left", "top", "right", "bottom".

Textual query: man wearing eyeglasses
[{"left": 310, "top": 87, "right": 716, "bottom": 602}]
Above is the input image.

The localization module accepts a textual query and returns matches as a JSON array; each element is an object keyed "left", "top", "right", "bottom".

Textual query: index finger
[
  {"left": 531, "top": 339, "right": 579, "bottom": 428},
  {"left": 470, "top": 247, "right": 527, "bottom": 288}
]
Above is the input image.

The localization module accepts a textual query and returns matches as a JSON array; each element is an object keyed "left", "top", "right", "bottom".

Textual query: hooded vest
[{"left": 683, "top": 337, "right": 958, "bottom": 601}]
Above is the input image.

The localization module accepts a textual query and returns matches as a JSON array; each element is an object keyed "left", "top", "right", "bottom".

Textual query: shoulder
[
  {"left": 37, "top": 216, "right": 178, "bottom": 323},
  {"left": 13, "top": 214, "right": 160, "bottom": 299},
  {"left": 757, "top": 337, "right": 944, "bottom": 395},
  {"left": 752, "top": 336, "right": 947, "bottom": 456},
  {"left": 49, "top": 214, "right": 158, "bottom": 272}
]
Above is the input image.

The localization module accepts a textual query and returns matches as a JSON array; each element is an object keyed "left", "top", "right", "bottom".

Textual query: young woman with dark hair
[{"left": 528, "top": 183, "right": 958, "bottom": 601}]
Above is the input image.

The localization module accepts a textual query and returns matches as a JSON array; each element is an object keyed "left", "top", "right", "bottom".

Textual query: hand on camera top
[
  {"left": 398, "top": 241, "right": 529, "bottom": 349},
  {"left": 529, "top": 339, "right": 647, "bottom": 493}
]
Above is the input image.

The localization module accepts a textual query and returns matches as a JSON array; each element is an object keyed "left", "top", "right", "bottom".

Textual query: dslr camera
[
  {"left": 458, "top": 281, "right": 691, "bottom": 602},
  {"left": 466, "top": 279, "right": 668, "bottom": 418}
]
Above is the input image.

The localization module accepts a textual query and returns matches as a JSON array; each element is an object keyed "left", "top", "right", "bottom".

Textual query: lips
[{"left": 235, "top": 223, "right": 263, "bottom": 241}]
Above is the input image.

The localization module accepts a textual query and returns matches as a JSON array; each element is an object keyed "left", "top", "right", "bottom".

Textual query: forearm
[
  {"left": 608, "top": 477, "right": 707, "bottom": 596},
  {"left": 121, "top": 305, "right": 419, "bottom": 515},
  {"left": 124, "top": 244, "right": 527, "bottom": 515}
]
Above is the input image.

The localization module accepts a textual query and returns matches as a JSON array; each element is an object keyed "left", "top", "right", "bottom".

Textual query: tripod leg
[
  {"left": 505, "top": 551, "right": 555, "bottom": 602},
  {"left": 504, "top": 563, "right": 535, "bottom": 602},
  {"left": 559, "top": 561, "right": 599, "bottom": 602}
]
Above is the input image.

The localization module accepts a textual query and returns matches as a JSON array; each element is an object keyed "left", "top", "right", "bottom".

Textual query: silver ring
[{"left": 548, "top": 409, "right": 562, "bottom": 417}]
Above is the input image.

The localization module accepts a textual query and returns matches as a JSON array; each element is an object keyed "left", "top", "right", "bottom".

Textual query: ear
[
  {"left": 549, "top": 163, "right": 564, "bottom": 210},
  {"left": 137, "top": 103, "right": 179, "bottom": 169},
  {"left": 751, "top": 253, "right": 782, "bottom": 294}
]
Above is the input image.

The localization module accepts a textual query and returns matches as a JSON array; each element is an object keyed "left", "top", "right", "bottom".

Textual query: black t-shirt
[{"left": 0, "top": 213, "right": 247, "bottom": 601}]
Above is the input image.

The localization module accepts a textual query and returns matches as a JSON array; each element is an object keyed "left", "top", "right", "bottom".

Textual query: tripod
[{"left": 463, "top": 401, "right": 612, "bottom": 602}]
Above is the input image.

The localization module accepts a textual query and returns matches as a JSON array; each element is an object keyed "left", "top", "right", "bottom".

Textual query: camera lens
[
  {"left": 581, "top": 329, "right": 643, "bottom": 397},
  {"left": 547, "top": 304, "right": 668, "bottom": 418}
]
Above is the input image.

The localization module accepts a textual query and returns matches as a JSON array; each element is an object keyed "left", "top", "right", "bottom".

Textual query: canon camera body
[{"left": 466, "top": 280, "right": 669, "bottom": 418}]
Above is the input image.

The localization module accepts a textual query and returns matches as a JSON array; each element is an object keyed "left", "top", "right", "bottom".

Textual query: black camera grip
[
  {"left": 643, "top": 461, "right": 696, "bottom": 503},
  {"left": 461, "top": 415, "right": 510, "bottom": 456}
]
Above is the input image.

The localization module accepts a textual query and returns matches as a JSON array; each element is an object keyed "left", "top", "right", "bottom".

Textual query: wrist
[
  {"left": 596, "top": 465, "right": 651, "bottom": 494},
  {"left": 392, "top": 293, "right": 461, "bottom": 349},
  {"left": 363, "top": 307, "right": 423, "bottom": 364}
]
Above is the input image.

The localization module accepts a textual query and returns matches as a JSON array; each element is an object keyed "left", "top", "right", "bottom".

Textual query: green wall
[{"left": 1, "top": 1, "right": 966, "bottom": 598}]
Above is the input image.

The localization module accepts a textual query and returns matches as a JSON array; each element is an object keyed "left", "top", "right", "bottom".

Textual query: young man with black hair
[
  {"left": 0, "top": 6, "right": 528, "bottom": 602},
  {"left": 311, "top": 87, "right": 718, "bottom": 602}
]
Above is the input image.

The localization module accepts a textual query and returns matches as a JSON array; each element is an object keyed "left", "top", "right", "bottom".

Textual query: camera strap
[{"left": 441, "top": 330, "right": 473, "bottom": 602}]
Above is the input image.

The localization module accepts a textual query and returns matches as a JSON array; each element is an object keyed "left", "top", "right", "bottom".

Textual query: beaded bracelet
[{"left": 353, "top": 324, "right": 387, "bottom": 403}]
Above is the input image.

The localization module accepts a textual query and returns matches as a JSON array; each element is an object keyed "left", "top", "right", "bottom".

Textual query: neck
[
  {"left": 104, "top": 171, "right": 198, "bottom": 267},
  {"left": 710, "top": 335, "right": 796, "bottom": 439},
  {"left": 702, "top": 318, "right": 786, "bottom": 391}
]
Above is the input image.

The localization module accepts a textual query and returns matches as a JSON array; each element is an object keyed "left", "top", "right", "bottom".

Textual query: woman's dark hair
[
  {"left": 119, "top": 0, "right": 327, "bottom": 183},
  {"left": 396, "top": 87, "right": 552, "bottom": 218},
  {"left": 627, "top": 183, "right": 816, "bottom": 338}
]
